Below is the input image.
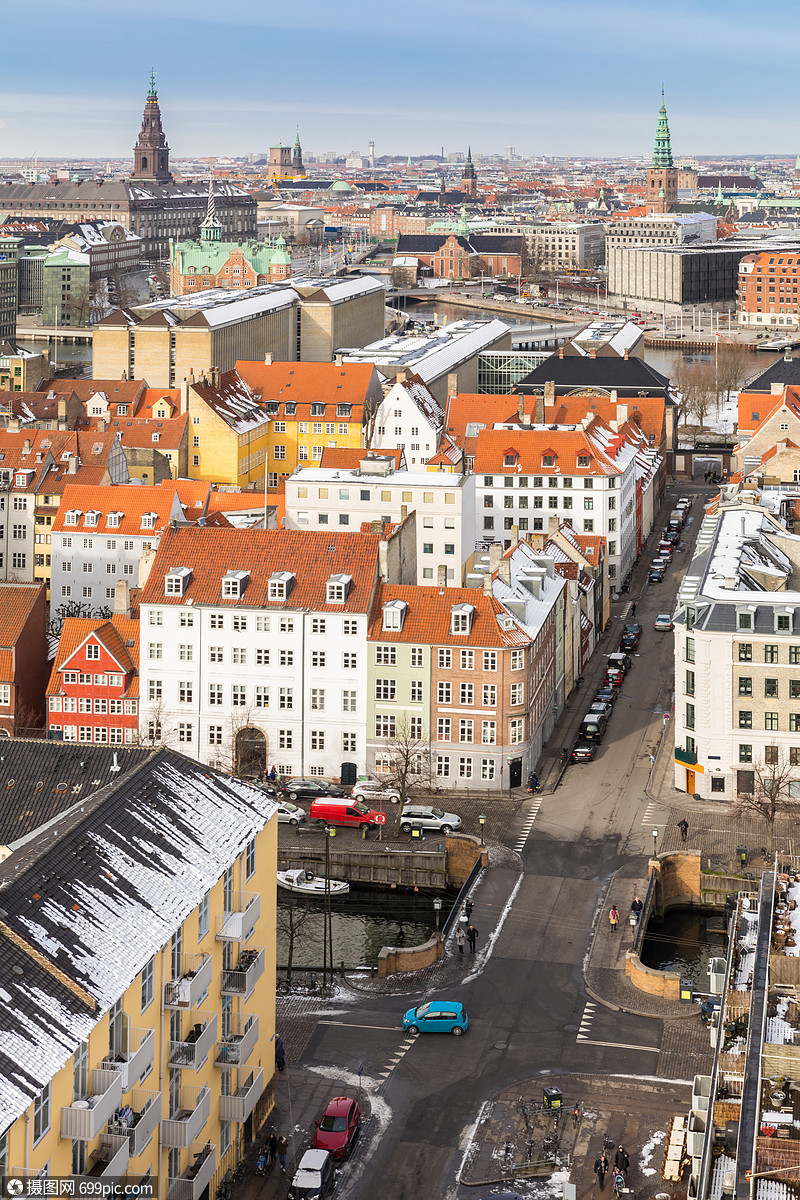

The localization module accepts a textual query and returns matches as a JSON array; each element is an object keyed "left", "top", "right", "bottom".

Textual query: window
[
  {"left": 278, "top": 687, "right": 292, "bottom": 709},
  {"left": 685, "top": 637, "right": 695, "bottom": 663},
  {"left": 342, "top": 690, "right": 357, "bottom": 712},
  {"left": 790, "top": 647, "right": 800, "bottom": 665},
  {"left": 310, "top": 730, "right": 325, "bottom": 750},
  {"left": 765, "top": 678, "right": 779, "bottom": 697},
  {"left": 375, "top": 644, "right": 397, "bottom": 665},
  {"left": 178, "top": 681, "right": 193, "bottom": 704},
  {"left": 685, "top": 670, "right": 695, "bottom": 696},
  {"left": 482, "top": 684, "right": 497, "bottom": 706},
  {"left": 511, "top": 649, "right": 524, "bottom": 671},
  {"left": 765, "top": 644, "right": 779, "bottom": 664},
  {"left": 738, "top": 643, "right": 752, "bottom": 662},
  {"left": 375, "top": 715, "right": 396, "bottom": 738},
  {"left": 177, "top": 723, "right": 192, "bottom": 743},
  {"left": 738, "top": 677, "right": 752, "bottom": 696},
  {"left": 438, "top": 681, "right": 452, "bottom": 704},
  {"left": 437, "top": 717, "right": 451, "bottom": 741},
  {"left": 210, "top": 613, "right": 224, "bottom": 630},
  {"left": 141, "top": 956, "right": 155, "bottom": 1010},
  {"left": 509, "top": 717, "right": 524, "bottom": 744},
  {"left": 791, "top": 714, "right": 800, "bottom": 732},
  {"left": 510, "top": 682, "right": 524, "bottom": 706},
  {"left": 483, "top": 651, "right": 497, "bottom": 671},
  {"left": 739, "top": 711, "right": 753, "bottom": 729},
  {"left": 231, "top": 684, "right": 246, "bottom": 707},
  {"left": 765, "top": 745, "right": 779, "bottom": 765},
  {"left": 179, "top": 644, "right": 194, "bottom": 662},
  {"left": 148, "top": 643, "right": 162, "bottom": 660},
  {"left": 209, "top": 684, "right": 223, "bottom": 706},
  {"left": 343, "top": 620, "right": 357, "bottom": 636},
  {"left": 438, "top": 648, "right": 451, "bottom": 669},
  {"left": 410, "top": 679, "right": 423, "bottom": 702},
  {"left": 460, "top": 650, "right": 474, "bottom": 670},
  {"left": 481, "top": 759, "right": 496, "bottom": 781},
  {"left": 342, "top": 732, "right": 356, "bottom": 752},
  {"left": 460, "top": 682, "right": 474, "bottom": 705},
  {"left": 198, "top": 891, "right": 210, "bottom": 940},
  {"left": 279, "top": 649, "right": 293, "bottom": 667},
  {"left": 459, "top": 719, "right": 473, "bottom": 743},
  {"left": 208, "top": 726, "right": 223, "bottom": 746},
  {"left": 278, "top": 729, "right": 293, "bottom": 750},
  {"left": 711, "top": 776, "right": 725, "bottom": 793},
  {"left": 685, "top": 703, "right": 695, "bottom": 730},
  {"left": 33, "top": 1083, "right": 50, "bottom": 1145},
  {"left": 254, "top": 686, "right": 269, "bottom": 708},
  {"left": 310, "top": 688, "right": 325, "bottom": 710},
  {"left": 233, "top": 615, "right": 247, "bottom": 632},
  {"left": 436, "top": 755, "right": 450, "bottom": 778},
  {"left": 343, "top": 653, "right": 357, "bottom": 669},
  {"left": 411, "top": 646, "right": 424, "bottom": 667},
  {"left": 459, "top": 757, "right": 473, "bottom": 779}
]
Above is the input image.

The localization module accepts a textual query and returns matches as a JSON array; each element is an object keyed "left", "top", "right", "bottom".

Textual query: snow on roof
[{"left": 341, "top": 318, "right": 510, "bottom": 384}]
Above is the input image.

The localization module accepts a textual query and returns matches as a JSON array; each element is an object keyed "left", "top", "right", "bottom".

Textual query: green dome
[
  {"left": 331, "top": 180, "right": 352, "bottom": 192},
  {"left": 271, "top": 235, "right": 291, "bottom": 266}
]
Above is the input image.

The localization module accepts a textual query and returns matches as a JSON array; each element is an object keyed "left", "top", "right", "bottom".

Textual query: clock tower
[
  {"left": 132, "top": 71, "right": 173, "bottom": 184},
  {"left": 646, "top": 92, "right": 677, "bottom": 214}
]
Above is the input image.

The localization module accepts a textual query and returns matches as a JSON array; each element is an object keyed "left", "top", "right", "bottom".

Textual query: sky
[{"left": 2, "top": 0, "right": 800, "bottom": 161}]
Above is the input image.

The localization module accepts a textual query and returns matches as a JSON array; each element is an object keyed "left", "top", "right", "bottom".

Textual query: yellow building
[
  {"left": 235, "top": 360, "right": 383, "bottom": 489},
  {"left": 183, "top": 371, "right": 270, "bottom": 489},
  {"left": 0, "top": 748, "right": 278, "bottom": 1194}
]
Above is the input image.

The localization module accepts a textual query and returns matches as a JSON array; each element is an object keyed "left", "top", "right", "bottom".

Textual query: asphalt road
[{"left": 296, "top": 485, "right": 710, "bottom": 1200}]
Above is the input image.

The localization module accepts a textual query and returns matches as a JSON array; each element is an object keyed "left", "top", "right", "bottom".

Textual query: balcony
[
  {"left": 221, "top": 947, "right": 265, "bottom": 997},
  {"left": 107, "top": 1089, "right": 161, "bottom": 1157},
  {"left": 675, "top": 745, "right": 698, "bottom": 766},
  {"left": 219, "top": 1069, "right": 263, "bottom": 1123},
  {"left": 168, "top": 1012, "right": 218, "bottom": 1070},
  {"left": 61, "top": 1068, "right": 123, "bottom": 1140},
  {"left": 81, "top": 1133, "right": 130, "bottom": 1180},
  {"left": 167, "top": 1142, "right": 216, "bottom": 1200},
  {"left": 101, "top": 1026, "right": 155, "bottom": 1091},
  {"left": 160, "top": 1085, "right": 210, "bottom": 1149},
  {"left": 163, "top": 954, "right": 212, "bottom": 1009},
  {"left": 216, "top": 891, "right": 260, "bottom": 942},
  {"left": 214, "top": 1015, "right": 258, "bottom": 1068}
]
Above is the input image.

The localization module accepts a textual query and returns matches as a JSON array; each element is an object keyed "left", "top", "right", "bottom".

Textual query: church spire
[
  {"left": 292, "top": 126, "right": 304, "bottom": 175},
  {"left": 652, "top": 89, "right": 673, "bottom": 169},
  {"left": 462, "top": 145, "right": 477, "bottom": 198},
  {"left": 132, "top": 71, "right": 172, "bottom": 183},
  {"left": 200, "top": 164, "right": 222, "bottom": 242}
]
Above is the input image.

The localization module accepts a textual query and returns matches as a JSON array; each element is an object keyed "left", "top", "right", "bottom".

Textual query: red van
[{"left": 309, "top": 799, "right": 381, "bottom": 830}]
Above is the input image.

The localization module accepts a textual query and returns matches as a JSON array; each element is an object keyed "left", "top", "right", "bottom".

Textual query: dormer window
[
  {"left": 737, "top": 606, "right": 755, "bottom": 631},
  {"left": 337, "top": 404, "right": 352, "bottom": 418},
  {"left": 382, "top": 599, "right": 408, "bottom": 631},
  {"left": 141, "top": 512, "right": 157, "bottom": 530},
  {"left": 106, "top": 512, "right": 123, "bottom": 529},
  {"left": 65, "top": 509, "right": 81, "bottom": 526},
  {"left": 504, "top": 452, "right": 518, "bottom": 467},
  {"left": 266, "top": 402, "right": 279, "bottom": 416},
  {"left": 310, "top": 403, "right": 325, "bottom": 417},
  {"left": 541, "top": 454, "right": 555, "bottom": 467},
  {"left": 118, "top": 405, "right": 128, "bottom": 416},
  {"left": 152, "top": 432, "right": 160, "bottom": 443},
  {"left": 84, "top": 510, "right": 100, "bottom": 527},
  {"left": 450, "top": 603, "right": 475, "bottom": 635},
  {"left": 222, "top": 570, "right": 250, "bottom": 599},
  {"left": 577, "top": 455, "right": 590, "bottom": 468},
  {"left": 269, "top": 571, "right": 295, "bottom": 600},
  {"left": 326, "top": 574, "right": 352, "bottom": 603},
  {"left": 165, "top": 567, "right": 192, "bottom": 596},
  {"left": 775, "top": 607, "right": 794, "bottom": 634},
  {"left": 285, "top": 402, "right": 297, "bottom": 415}
]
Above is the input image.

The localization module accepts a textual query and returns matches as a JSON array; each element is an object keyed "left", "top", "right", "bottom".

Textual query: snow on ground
[
  {"left": 305, "top": 1064, "right": 393, "bottom": 1200},
  {"left": 639, "top": 1128, "right": 666, "bottom": 1175}
]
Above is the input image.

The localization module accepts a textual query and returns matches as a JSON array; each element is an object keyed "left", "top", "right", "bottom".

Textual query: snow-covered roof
[
  {"left": 340, "top": 318, "right": 510, "bottom": 384},
  {"left": 0, "top": 749, "right": 276, "bottom": 1134}
]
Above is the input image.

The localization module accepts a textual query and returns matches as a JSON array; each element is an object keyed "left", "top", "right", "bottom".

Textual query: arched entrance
[{"left": 235, "top": 728, "right": 267, "bottom": 778}]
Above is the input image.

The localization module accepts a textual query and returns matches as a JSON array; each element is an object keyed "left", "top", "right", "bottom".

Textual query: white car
[
  {"left": 399, "top": 805, "right": 462, "bottom": 833},
  {"left": 350, "top": 780, "right": 401, "bottom": 804},
  {"left": 276, "top": 801, "right": 307, "bottom": 826}
]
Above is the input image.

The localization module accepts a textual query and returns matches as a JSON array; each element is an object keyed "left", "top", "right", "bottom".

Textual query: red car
[{"left": 312, "top": 1096, "right": 361, "bottom": 1160}]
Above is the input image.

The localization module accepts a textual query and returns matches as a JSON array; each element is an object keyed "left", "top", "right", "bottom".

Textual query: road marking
[
  {"left": 317, "top": 1020, "right": 402, "bottom": 1031},
  {"left": 577, "top": 1001, "right": 596, "bottom": 1040},
  {"left": 641, "top": 802, "right": 665, "bottom": 827},
  {"left": 575, "top": 1037, "right": 660, "bottom": 1053},
  {"left": 513, "top": 800, "right": 541, "bottom": 852}
]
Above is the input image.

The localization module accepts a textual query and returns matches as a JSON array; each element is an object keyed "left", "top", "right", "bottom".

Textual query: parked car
[
  {"left": 277, "top": 801, "right": 307, "bottom": 826},
  {"left": 623, "top": 621, "right": 642, "bottom": 640},
  {"left": 402, "top": 1000, "right": 468, "bottom": 1035},
  {"left": 619, "top": 632, "right": 638, "bottom": 652},
  {"left": 604, "top": 667, "right": 624, "bottom": 689},
  {"left": 350, "top": 780, "right": 400, "bottom": 804},
  {"left": 608, "top": 651, "right": 632, "bottom": 674},
  {"left": 579, "top": 713, "right": 607, "bottom": 743},
  {"left": 571, "top": 738, "right": 596, "bottom": 762},
  {"left": 589, "top": 698, "right": 613, "bottom": 721},
  {"left": 282, "top": 779, "right": 347, "bottom": 802},
  {"left": 595, "top": 686, "right": 618, "bottom": 708},
  {"left": 309, "top": 798, "right": 382, "bottom": 830},
  {"left": 657, "top": 541, "right": 673, "bottom": 561},
  {"left": 287, "top": 1149, "right": 335, "bottom": 1200},
  {"left": 399, "top": 805, "right": 462, "bottom": 833},
  {"left": 312, "top": 1096, "right": 361, "bottom": 1160},
  {"left": 654, "top": 613, "right": 674, "bottom": 631},
  {"left": 649, "top": 565, "right": 665, "bottom": 584}
]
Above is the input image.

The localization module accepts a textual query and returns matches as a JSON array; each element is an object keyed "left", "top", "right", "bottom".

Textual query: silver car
[
  {"left": 351, "top": 780, "right": 400, "bottom": 804},
  {"left": 276, "top": 801, "right": 307, "bottom": 826},
  {"left": 399, "top": 805, "right": 462, "bottom": 834}
]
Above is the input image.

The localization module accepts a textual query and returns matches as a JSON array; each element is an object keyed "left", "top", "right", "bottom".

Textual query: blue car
[{"left": 402, "top": 1000, "right": 468, "bottom": 1036}]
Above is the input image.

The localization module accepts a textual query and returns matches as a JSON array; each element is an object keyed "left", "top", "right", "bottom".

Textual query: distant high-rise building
[
  {"left": 132, "top": 70, "right": 172, "bottom": 183},
  {"left": 646, "top": 91, "right": 677, "bottom": 214}
]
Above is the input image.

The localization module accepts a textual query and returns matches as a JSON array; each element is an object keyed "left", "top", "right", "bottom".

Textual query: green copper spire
[
  {"left": 716, "top": 179, "right": 724, "bottom": 205},
  {"left": 652, "top": 89, "right": 673, "bottom": 169},
  {"left": 148, "top": 68, "right": 157, "bottom": 98}
]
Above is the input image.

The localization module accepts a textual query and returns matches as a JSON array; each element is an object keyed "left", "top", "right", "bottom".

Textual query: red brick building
[
  {"left": 394, "top": 231, "right": 525, "bottom": 280},
  {"left": 46, "top": 615, "right": 140, "bottom": 744},
  {"left": 738, "top": 250, "right": 800, "bottom": 330},
  {"left": 0, "top": 581, "right": 48, "bottom": 736}
]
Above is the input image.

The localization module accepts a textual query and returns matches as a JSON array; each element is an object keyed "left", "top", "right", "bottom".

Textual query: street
[{"left": 271, "top": 484, "right": 710, "bottom": 1200}]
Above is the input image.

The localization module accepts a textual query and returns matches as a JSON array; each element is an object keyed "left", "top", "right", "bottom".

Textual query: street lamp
[
  {"left": 478, "top": 814, "right": 486, "bottom": 845},
  {"left": 652, "top": 827, "right": 659, "bottom": 857},
  {"left": 433, "top": 896, "right": 443, "bottom": 932}
]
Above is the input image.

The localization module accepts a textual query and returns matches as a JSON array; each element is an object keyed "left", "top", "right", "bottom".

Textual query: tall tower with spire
[
  {"left": 292, "top": 128, "right": 304, "bottom": 176},
  {"left": 132, "top": 71, "right": 172, "bottom": 183},
  {"left": 200, "top": 167, "right": 222, "bottom": 242},
  {"left": 462, "top": 146, "right": 477, "bottom": 199},
  {"left": 646, "top": 92, "right": 677, "bottom": 214}
]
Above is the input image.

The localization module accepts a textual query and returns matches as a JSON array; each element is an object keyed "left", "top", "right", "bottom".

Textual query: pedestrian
[
  {"left": 266, "top": 1131, "right": 277, "bottom": 1168},
  {"left": 615, "top": 1146, "right": 630, "bottom": 1176},
  {"left": 275, "top": 1034, "right": 285, "bottom": 1072},
  {"left": 455, "top": 926, "right": 466, "bottom": 954},
  {"left": 630, "top": 896, "right": 643, "bottom": 924},
  {"left": 631, "top": 602, "right": 636, "bottom": 618},
  {"left": 466, "top": 923, "right": 479, "bottom": 953},
  {"left": 609, "top": 905, "right": 619, "bottom": 932},
  {"left": 277, "top": 1135, "right": 288, "bottom": 1173},
  {"left": 679, "top": 817, "right": 689, "bottom": 843},
  {"left": 594, "top": 1151, "right": 609, "bottom": 1190},
  {"left": 464, "top": 899, "right": 474, "bottom": 920}
]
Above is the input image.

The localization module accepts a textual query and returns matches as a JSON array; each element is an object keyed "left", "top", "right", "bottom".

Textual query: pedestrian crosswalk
[
  {"left": 513, "top": 799, "right": 541, "bottom": 853},
  {"left": 576, "top": 1000, "right": 596, "bottom": 1042},
  {"left": 378, "top": 1033, "right": 417, "bottom": 1079},
  {"left": 641, "top": 801, "right": 665, "bottom": 828}
]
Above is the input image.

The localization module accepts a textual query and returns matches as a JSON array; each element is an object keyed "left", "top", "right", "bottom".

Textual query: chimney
[
  {"left": 335, "top": 353, "right": 344, "bottom": 366},
  {"left": 548, "top": 514, "right": 560, "bottom": 533},
  {"left": 771, "top": 383, "right": 784, "bottom": 395},
  {"left": 483, "top": 570, "right": 493, "bottom": 595},
  {"left": 558, "top": 347, "right": 564, "bottom": 359},
  {"left": 180, "top": 378, "right": 190, "bottom": 415},
  {"left": 785, "top": 348, "right": 792, "bottom": 362},
  {"left": 96, "top": 419, "right": 106, "bottom": 433},
  {"left": 437, "top": 564, "right": 447, "bottom": 587},
  {"left": 535, "top": 392, "right": 545, "bottom": 424},
  {"left": 23, "top": 438, "right": 31, "bottom": 454},
  {"left": 211, "top": 366, "right": 220, "bottom": 388},
  {"left": 113, "top": 579, "right": 130, "bottom": 619},
  {"left": 57, "top": 397, "right": 67, "bottom": 429},
  {"left": 447, "top": 371, "right": 459, "bottom": 400},
  {"left": 589, "top": 348, "right": 597, "bottom": 359},
  {"left": 489, "top": 542, "right": 503, "bottom": 575},
  {"left": 617, "top": 403, "right": 628, "bottom": 423},
  {"left": 68, "top": 455, "right": 78, "bottom": 474},
  {"left": 264, "top": 351, "right": 273, "bottom": 366},
  {"left": 401, "top": 504, "right": 408, "bottom": 520},
  {"left": 498, "top": 551, "right": 512, "bottom": 585},
  {"left": 517, "top": 394, "right": 525, "bottom": 422},
  {"left": 624, "top": 348, "right": 629, "bottom": 360},
  {"left": 8, "top": 417, "right": 19, "bottom": 432},
  {"left": 610, "top": 390, "right": 617, "bottom": 404}
]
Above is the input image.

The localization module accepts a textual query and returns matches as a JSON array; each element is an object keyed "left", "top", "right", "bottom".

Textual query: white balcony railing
[
  {"left": 166, "top": 1143, "right": 216, "bottom": 1200},
  {"left": 219, "top": 1070, "right": 263, "bottom": 1123},
  {"left": 81, "top": 1133, "right": 129, "bottom": 1179},
  {"left": 101, "top": 1026, "right": 155, "bottom": 1091},
  {"left": 214, "top": 1016, "right": 258, "bottom": 1068},
  {"left": 216, "top": 892, "right": 260, "bottom": 942},
  {"left": 60, "top": 1068, "right": 123, "bottom": 1141},
  {"left": 168, "top": 1012, "right": 218, "bottom": 1071},
  {"left": 159, "top": 1085, "right": 211, "bottom": 1149},
  {"left": 221, "top": 947, "right": 265, "bottom": 997},
  {"left": 163, "top": 954, "right": 212, "bottom": 1010},
  {"left": 107, "top": 1089, "right": 161, "bottom": 1157}
]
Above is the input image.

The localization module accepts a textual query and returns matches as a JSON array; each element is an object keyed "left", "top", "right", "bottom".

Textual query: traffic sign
[{"left": 375, "top": 812, "right": 387, "bottom": 825}]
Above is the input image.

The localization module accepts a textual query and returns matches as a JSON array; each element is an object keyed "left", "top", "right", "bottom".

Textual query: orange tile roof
[
  {"left": 139, "top": 527, "right": 382, "bottom": 611},
  {"left": 235, "top": 360, "right": 377, "bottom": 419},
  {"left": 38, "top": 379, "right": 148, "bottom": 408},
  {"left": 320, "top": 447, "right": 405, "bottom": 470},
  {"left": 159, "top": 478, "right": 211, "bottom": 511},
  {"left": 94, "top": 412, "right": 189, "bottom": 450},
  {"left": 737, "top": 386, "right": 800, "bottom": 437},
  {"left": 444, "top": 393, "right": 519, "bottom": 455},
  {"left": 138, "top": 388, "right": 182, "bottom": 417},
  {"left": 47, "top": 616, "right": 139, "bottom": 696},
  {"left": 0, "top": 429, "right": 120, "bottom": 495},
  {"left": 51, "top": 483, "right": 183, "bottom": 535},
  {"left": 472, "top": 424, "right": 622, "bottom": 476},
  {"left": 546, "top": 394, "right": 665, "bottom": 448},
  {"left": 205, "top": 490, "right": 270, "bottom": 513},
  {"left": 367, "top": 583, "right": 531, "bottom": 648},
  {"left": 0, "top": 582, "right": 44, "bottom": 647}
]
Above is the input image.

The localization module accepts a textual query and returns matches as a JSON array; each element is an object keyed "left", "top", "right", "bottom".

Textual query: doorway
[
  {"left": 509, "top": 758, "right": 522, "bottom": 788},
  {"left": 686, "top": 768, "right": 695, "bottom": 794},
  {"left": 340, "top": 761, "right": 357, "bottom": 786},
  {"left": 235, "top": 728, "right": 267, "bottom": 778}
]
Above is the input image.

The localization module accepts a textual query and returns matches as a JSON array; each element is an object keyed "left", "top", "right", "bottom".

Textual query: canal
[{"left": 640, "top": 906, "right": 726, "bottom": 989}]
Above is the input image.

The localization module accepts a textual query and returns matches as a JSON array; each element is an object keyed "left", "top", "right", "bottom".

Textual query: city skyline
[{"left": 1, "top": 0, "right": 799, "bottom": 160}]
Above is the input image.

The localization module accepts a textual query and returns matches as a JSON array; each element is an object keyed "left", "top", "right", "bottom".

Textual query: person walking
[
  {"left": 679, "top": 817, "right": 689, "bottom": 843},
  {"left": 615, "top": 1146, "right": 630, "bottom": 1176},
  {"left": 275, "top": 1034, "right": 285, "bottom": 1072},
  {"left": 631, "top": 602, "right": 636, "bottom": 618},
  {"left": 455, "top": 926, "right": 466, "bottom": 954},
  {"left": 277, "top": 1135, "right": 289, "bottom": 1172},
  {"left": 630, "top": 896, "right": 643, "bottom": 924},
  {"left": 266, "top": 1131, "right": 277, "bottom": 1169},
  {"left": 594, "top": 1151, "right": 609, "bottom": 1190},
  {"left": 466, "top": 924, "right": 479, "bottom": 953},
  {"left": 464, "top": 899, "right": 474, "bottom": 920},
  {"left": 609, "top": 905, "right": 619, "bottom": 932}
]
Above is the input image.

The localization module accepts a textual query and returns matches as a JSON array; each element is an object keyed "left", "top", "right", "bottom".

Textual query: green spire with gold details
[{"left": 652, "top": 89, "right": 673, "bottom": 169}]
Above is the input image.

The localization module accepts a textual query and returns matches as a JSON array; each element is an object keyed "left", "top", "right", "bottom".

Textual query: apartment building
[
  {"left": 369, "top": 372, "right": 444, "bottom": 468},
  {"left": 738, "top": 249, "right": 800, "bottom": 329},
  {"left": 527, "top": 222, "right": 605, "bottom": 270},
  {"left": 46, "top": 613, "right": 140, "bottom": 744},
  {"left": 138, "top": 527, "right": 382, "bottom": 782},
  {"left": 283, "top": 458, "right": 476, "bottom": 587},
  {"left": 673, "top": 494, "right": 800, "bottom": 798},
  {"left": 365, "top": 582, "right": 535, "bottom": 790},
  {"left": 605, "top": 213, "right": 716, "bottom": 252},
  {"left": 0, "top": 749, "right": 277, "bottom": 1195}
]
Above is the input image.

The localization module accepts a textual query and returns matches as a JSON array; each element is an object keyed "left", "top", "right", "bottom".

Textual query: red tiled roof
[
  {"left": 320, "top": 447, "right": 405, "bottom": 470},
  {"left": 139, "top": 527, "right": 381, "bottom": 611},
  {"left": 545, "top": 395, "right": 665, "bottom": 448},
  {"left": 444, "top": 393, "right": 519, "bottom": 456},
  {"left": 51, "top": 483, "right": 183, "bottom": 535},
  {"left": 47, "top": 616, "right": 139, "bottom": 696},
  {"left": 38, "top": 378, "right": 148, "bottom": 407},
  {"left": 472, "top": 424, "right": 622, "bottom": 476},
  {"left": 94, "top": 412, "right": 189, "bottom": 450},
  {"left": 0, "top": 582, "right": 43, "bottom": 647},
  {"left": 235, "top": 360, "right": 377, "bottom": 418},
  {"left": 367, "top": 582, "right": 530, "bottom": 648}
]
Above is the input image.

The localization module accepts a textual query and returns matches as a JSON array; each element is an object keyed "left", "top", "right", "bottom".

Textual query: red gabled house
[{"left": 47, "top": 615, "right": 139, "bottom": 744}]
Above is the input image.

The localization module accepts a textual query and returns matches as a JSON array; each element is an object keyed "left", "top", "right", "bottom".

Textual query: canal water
[
  {"left": 277, "top": 885, "right": 459, "bottom": 970},
  {"left": 640, "top": 907, "right": 726, "bottom": 988}
]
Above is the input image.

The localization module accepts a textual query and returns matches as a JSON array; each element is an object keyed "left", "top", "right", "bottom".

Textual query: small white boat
[{"left": 277, "top": 868, "right": 349, "bottom": 897}]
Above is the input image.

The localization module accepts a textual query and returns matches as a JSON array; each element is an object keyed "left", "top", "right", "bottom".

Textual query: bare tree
[
  {"left": 732, "top": 750, "right": 800, "bottom": 853},
  {"left": 14, "top": 701, "right": 45, "bottom": 738},
  {"left": 276, "top": 889, "right": 317, "bottom": 987},
  {"left": 48, "top": 601, "right": 112, "bottom": 638},
  {"left": 69, "top": 280, "right": 93, "bottom": 329},
  {"left": 671, "top": 356, "right": 717, "bottom": 432},
  {"left": 137, "top": 698, "right": 178, "bottom": 749},
  {"left": 715, "top": 340, "right": 751, "bottom": 410},
  {"left": 379, "top": 717, "right": 432, "bottom": 808}
]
